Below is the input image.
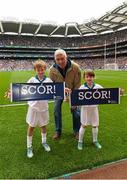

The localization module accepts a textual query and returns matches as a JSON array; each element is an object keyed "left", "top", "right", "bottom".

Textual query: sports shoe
[
  {"left": 74, "top": 133, "right": 79, "bottom": 140},
  {"left": 27, "top": 147, "right": 33, "bottom": 158},
  {"left": 53, "top": 133, "right": 61, "bottom": 140},
  {"left": 42, "top": 143, "right": 51, "bottom": 152},
  {"left": 78, "top": 142, "right": 83, "bottom": 150},
  {"left": 93, "top": 141, "right": 102, "bottom": 149}
]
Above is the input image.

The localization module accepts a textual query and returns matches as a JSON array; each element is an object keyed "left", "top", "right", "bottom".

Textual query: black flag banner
[
  {"left": 70, "top": 88, "right": 120, "bottom": 106},
  {"left": 11, "top": 82, "right": 65, "bottom": 102}
]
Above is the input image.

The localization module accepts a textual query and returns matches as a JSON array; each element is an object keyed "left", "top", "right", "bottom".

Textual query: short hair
[
  {"left": 33, "top": 59, "right": 46, "bottom": 70},
  {"left": 83, "top": 70, "right": 95, "bottom": 78},
  {"left": 54, "top": 49, "right": 67, "bottom": 59}
]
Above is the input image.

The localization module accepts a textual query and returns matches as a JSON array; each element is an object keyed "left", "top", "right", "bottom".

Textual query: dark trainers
[
  {"left": 53, "top": 133, "right": 61, "bottom": 140},
  {"left": 74, "top": 133, "right": 79, "bottom": 140}
]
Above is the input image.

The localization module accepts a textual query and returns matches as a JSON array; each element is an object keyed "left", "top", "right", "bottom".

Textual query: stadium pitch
[{"left": 0, "top": 70, "right": 127, "bottom": 179}]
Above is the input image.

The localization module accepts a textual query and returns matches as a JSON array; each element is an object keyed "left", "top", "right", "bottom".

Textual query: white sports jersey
[
  {"left": 79, "top": 83, "right": 103, "bottom": 126},
  {"left": 79, "top": 83, "right": 103, "bottom": 108},
  {"left": 27, "top": 76, "right": 52, "bottom": 112}
]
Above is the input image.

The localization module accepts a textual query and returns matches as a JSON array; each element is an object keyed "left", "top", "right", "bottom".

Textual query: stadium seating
[{"left": 0, "top": 28, "right": 127, "bottom": 71}]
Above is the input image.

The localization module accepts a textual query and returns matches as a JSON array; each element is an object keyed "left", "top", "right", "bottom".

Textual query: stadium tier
[
  {"left": 0, "top": 28, "right": 127, "bottom": 47},
  {"left": 0, "top": 2, "right": 127, "bottom": 71},
  {"left": 0, "top": 28, "right": 127, "bottom": 71}
]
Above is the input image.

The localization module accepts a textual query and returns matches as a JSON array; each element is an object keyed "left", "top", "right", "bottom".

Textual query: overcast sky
[{"left": 0, "top": 0, "right": 126, "bottom": 24}]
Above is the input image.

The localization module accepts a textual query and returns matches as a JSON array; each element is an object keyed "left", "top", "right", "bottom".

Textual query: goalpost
[
  {"left": 104, "top": 63, "right": 118, "bottom": 70},
  {"left": 104, "top": 37, "right": 119, "bottom": 70}
]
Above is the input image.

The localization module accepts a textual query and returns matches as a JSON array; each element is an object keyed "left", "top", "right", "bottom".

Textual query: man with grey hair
[{"left": 49, "top": 49, "right": 81, "bottom": 140}]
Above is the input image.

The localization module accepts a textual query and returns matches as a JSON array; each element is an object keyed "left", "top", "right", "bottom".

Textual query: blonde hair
[{"left": 33, "top": 59, "right": 46, "bottom": 70}]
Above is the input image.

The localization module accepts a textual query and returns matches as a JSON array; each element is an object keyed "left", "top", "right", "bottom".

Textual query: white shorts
[
  {"left": 81, "top": 106, "right": 99, "bottom": 126},
  {"left": 26, "top": 106, "right": 49, "bottom": 127}
]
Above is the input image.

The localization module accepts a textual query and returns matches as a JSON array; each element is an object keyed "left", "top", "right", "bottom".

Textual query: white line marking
[
  {"left": 0, "top": 94, "right": 126, "bottom": 108},
  {"left": 0, "top": 103, "right": 27, "bottom": 107},
  {"left": 0, "top": 101, "right": 54, "bottom": 107},
  {"left": 123, "top": 94, "right": 127, "bottom": 96}
]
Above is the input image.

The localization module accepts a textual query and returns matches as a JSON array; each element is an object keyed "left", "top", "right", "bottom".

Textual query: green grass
[{"left": 0, "top": 70, "right": 127, "bottom": 179}]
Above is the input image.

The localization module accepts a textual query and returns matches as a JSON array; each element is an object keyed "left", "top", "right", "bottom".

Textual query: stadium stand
[
  {"left": 0, "top": 33, "right": 127, "bottom": 71},
  {"left": 0, "top": 2, "right": 127, "bottom": 71}
]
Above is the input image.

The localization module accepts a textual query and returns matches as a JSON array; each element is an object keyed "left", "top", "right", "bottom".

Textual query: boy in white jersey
[
  {"left": 26, "top": 60, "right": 52, "bottom": 158},
  {"left": 78, "top": 70, "right": 103, "bottom": 150}
]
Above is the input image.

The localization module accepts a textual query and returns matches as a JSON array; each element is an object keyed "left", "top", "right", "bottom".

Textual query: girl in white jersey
[
  {"left": 26, "top": 60, "right": 52, "bottom": 158},
  {"left": 78, "top": 70, "right": 103, "bottom": 150}
]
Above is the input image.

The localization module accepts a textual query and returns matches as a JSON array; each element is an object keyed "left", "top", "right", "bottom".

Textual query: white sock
[
  {"left": 41, "top": 133, "right": 47, "bottom": 144},
  {"left": 27, "top": 135, "right": 33, "bottom": 148},
  {"left": 79, "top": 126, "right": 85, "bottom": 143},
  {"left": 92, "top": 127, "right": 98, "bottom": 142}
]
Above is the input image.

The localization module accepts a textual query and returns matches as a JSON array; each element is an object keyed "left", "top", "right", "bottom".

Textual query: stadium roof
[{"left": 0, "top": 2, "right": 127, "bottom": 37}]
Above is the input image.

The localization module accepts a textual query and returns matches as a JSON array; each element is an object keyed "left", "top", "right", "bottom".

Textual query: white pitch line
[
  {"left": 0, "top": 101, "right": 54, "bottom": 108},
  {"left": 123, "top": 94, "right": 127, "bottom": 96},
  {"left": 0, "top": 94, "right": 127, "bottom": 108},
  {"left": 0, "top": 103, "right": 27, "bottom": 107}
]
